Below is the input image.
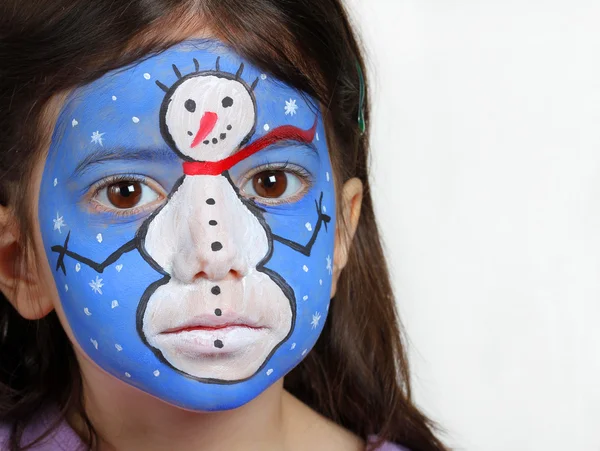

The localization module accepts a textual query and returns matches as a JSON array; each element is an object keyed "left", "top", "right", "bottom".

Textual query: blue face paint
[{"left": 38, "top": 39, "right": 336, "bottom": 410}]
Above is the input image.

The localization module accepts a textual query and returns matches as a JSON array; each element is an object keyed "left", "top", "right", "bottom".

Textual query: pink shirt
[{"left": 0, "top": 408, "right": 408, "bottom": 451}]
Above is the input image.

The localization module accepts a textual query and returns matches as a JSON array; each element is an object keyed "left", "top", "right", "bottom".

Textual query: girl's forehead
[
  {"left": 75, "top": 40, "right": 298, "bottom": 101},
  {"left": 50, "top": 39, "right": 324, "bottom": 165}
]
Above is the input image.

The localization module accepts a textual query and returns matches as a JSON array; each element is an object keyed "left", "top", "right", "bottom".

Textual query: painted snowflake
[
  {"left": 53, "top": 213, "right": 66, "bottom": 234},
  {"left": 89, "top": 276, "right": 104, "bottom": 295},
  {"left": 311, "top": 311, "right": 322, "bottom": 329},
  {"left": 284, "top": 98, "right": 298, "bottom": 116},
  {"left": 90, "top": 131, "right": 105, "bottom": 146},
  {"left": 326, "top": 255, "right": 333, "bottom": 275}
]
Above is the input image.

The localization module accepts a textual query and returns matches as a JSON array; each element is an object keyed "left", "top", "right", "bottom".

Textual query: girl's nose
[
  {"left": 168, "top": 176, "right": 268, "bottom": 284},
  {"left": 171, "top": 215, "right": 249, "bottom": 283}
]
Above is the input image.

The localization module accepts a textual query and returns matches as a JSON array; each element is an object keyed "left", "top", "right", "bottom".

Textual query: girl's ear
[
  {"left": 330, "top": 177, "right": 363, "bottom": 298},
  {"left": 0, "top": 205, "right": 54, "bottom": 319}
]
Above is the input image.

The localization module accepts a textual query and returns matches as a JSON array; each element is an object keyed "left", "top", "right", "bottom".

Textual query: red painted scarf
[{"left": 183, "top": 119, "right": 318, "bottom": 176}]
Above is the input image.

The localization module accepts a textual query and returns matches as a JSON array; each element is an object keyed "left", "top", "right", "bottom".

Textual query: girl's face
[{"left": 37, "top": 39, "right": 336, "bottom": 411}]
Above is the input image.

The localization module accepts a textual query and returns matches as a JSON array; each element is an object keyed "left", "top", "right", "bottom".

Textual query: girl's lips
[
  {"left": 159, "top": 314, "right": 264, "bottom": 336},
  {"left": 153, "top": 324, "right": 268, "bottom": 357},
  {"left": 162, "top": 323, "right": 264, "bottom": 335}
]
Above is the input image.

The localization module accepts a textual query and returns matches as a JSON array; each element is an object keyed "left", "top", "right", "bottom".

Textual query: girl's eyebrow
[
  {"left": 72, "top": 146, "right": 177, "bottom": 178},
  {"left": 72, "top": 139, "right": 319, "bottom": 179},
  {"left": 184, "top": 121, "right": 319, "bottom": 175}
]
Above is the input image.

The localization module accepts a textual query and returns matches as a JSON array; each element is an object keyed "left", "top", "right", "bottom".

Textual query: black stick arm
[
  {"left": 272, "top": 192, "right": 331, "bottom": 257},
  {"left": 51, "top": 231, "right": 137, "bottom": 275}
]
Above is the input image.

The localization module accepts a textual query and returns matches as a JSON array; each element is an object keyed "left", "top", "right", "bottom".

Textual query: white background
[{"left": 344, "top": 1, "right": 600, "bottom": 450}]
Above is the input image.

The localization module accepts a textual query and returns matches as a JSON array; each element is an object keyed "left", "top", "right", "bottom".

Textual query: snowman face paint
[
  {"left": 39, "top": 40, "right": 335, "bottom": 410},
  {"left": 161, "top": 67, "right": 257, "bottom": 160}
]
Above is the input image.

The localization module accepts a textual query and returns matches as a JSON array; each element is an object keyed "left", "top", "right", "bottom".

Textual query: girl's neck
[
  {"left": 71, "top": 355, "right": 287, "bottom": 451},
  {"left": 69, "top": 352, "right": 364, "bottom": 451}
]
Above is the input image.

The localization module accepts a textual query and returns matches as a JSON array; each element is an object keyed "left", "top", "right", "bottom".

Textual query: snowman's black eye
[
  {"left": 222, "top": 97, "right": 233, "bottom": 108},
  {"left": 185, "top": 99, "right": 196, "bottom": 113}
]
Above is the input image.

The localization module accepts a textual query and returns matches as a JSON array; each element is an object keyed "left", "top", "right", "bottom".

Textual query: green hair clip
[{"left": 356, "top": 61, "right": 366, "bottom": 135}]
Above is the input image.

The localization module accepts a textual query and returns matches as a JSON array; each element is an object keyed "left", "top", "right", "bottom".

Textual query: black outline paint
[
  {"left": 272, "top": 192, "right": 331, "bottom": 256},
  {"left": 51, "top": 234, "right": 137, "bottom": 275}
]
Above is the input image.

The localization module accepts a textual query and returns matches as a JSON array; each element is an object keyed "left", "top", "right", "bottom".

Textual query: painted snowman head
[{"left": 159, "top": 61, "right": 257, "bottom": 161}]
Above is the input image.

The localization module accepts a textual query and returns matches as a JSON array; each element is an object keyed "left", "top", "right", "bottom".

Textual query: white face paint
[
  {"left": 142, "top": 175, "right": 293, "bottom": 381},
  {"left": 163, "top": 74, "right": 256, "bottom": 161}
]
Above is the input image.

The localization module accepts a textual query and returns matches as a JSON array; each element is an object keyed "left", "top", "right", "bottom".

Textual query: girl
[{"left": 0, "top": 1, "right": 447, "bottom": 450}]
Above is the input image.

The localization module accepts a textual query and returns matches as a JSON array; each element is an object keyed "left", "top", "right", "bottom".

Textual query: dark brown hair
[{"left": 0, "top": 1, "right": 447, "bottom": 450}]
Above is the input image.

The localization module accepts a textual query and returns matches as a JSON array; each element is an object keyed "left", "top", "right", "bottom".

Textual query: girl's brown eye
[
  {"left": 241, "top": 167, "right": 306, "bottom": 204},
  {"left": 91, "top": 176, "right": 163, "bottom": 216},
  {"left": 106, "top": 181, "right": 143, "bottom": 209},
  {"left": 252, "top": 170, "right": 288, "bottom": 198}
]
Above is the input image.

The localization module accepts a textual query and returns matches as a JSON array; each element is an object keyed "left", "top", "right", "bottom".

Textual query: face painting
[{"left": 38, "top": 40, "right": 336, "bottom": 410}]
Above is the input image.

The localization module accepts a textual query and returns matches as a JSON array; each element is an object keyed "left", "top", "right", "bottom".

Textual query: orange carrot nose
[{"left": 191, "top": 112, "right": 218, "bottom": 148}]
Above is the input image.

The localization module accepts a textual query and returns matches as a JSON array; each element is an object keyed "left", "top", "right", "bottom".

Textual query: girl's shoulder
[
  {"left": 368, "top": 436, "right": 411, "bottom": 451},
  {"left": 1, "top": 417, "right": 410, "bottom": 451},
  {"left": 0, "top": 421, "right": 10, "bottom": 445},
  {"left": 371, "top": 442, "right": 410, "bottom": 451},
  {"left": 0, "top": 409, "right": 87, "bottom": 451}
]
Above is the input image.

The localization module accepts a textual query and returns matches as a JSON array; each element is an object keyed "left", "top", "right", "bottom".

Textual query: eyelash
[
  {"left": 238, "top": 161, "right": 313, "bottom": 205},
  {"left": 87, "top": 174, "right": 165, "bottom": 218},
  {"left": 85, "top": 162, "right": 313, "bottom": 217}
]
